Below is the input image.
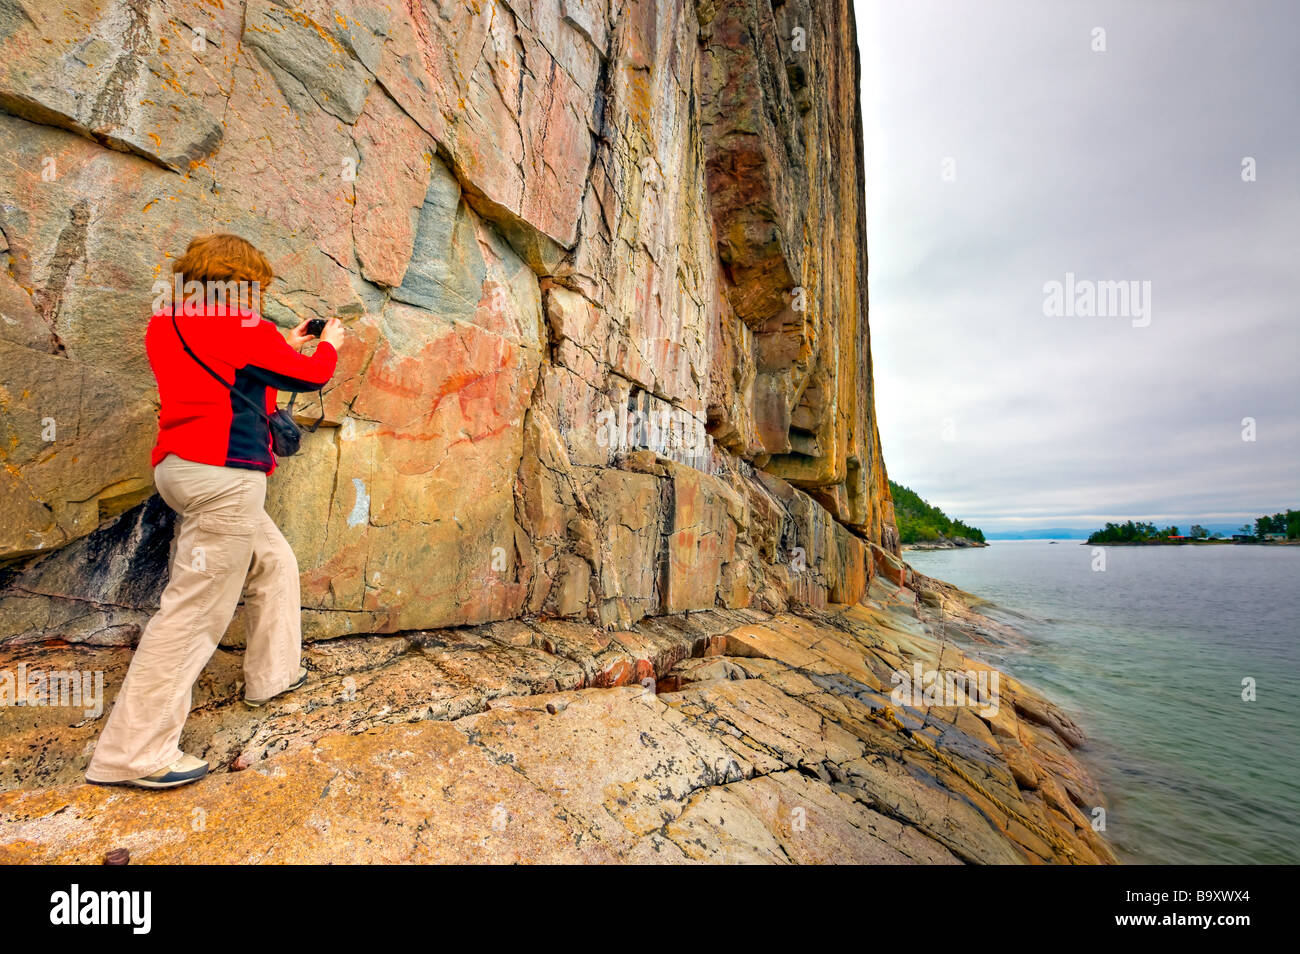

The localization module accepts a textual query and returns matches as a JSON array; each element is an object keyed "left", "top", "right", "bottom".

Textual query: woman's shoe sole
[
  {"left": 244, "top": 669, "right": 308, "bottom": 708},
  {"left": 86, "top": 766, "right": 209, "bottom": 789}
]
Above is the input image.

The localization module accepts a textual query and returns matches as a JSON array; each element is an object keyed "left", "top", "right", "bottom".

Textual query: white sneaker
[{"left": 87, "top": 753, "right": 210, "bottom": 789}]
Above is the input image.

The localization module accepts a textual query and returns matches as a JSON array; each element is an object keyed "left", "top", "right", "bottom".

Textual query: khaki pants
[{"left": 86, "top": 453, "right": 302, "bottom": 782}]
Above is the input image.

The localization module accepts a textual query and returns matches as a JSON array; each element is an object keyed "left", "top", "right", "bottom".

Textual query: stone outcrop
[
  {"left": 0, "top": 0, "right": 894, "bottom": 642},
  {"left": 0, "top": 577, "right": 1116, "bottom": 863},
  {"left": 902, "top": 536, "right": 988, "bottom": 550}
]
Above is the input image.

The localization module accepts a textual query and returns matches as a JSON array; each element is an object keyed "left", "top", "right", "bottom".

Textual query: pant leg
[
  {"left": 240, "top": 509, "right": 303, "bottom": 701},
  {"left": 86, "top": 455, "right": 265, "bottom": 782}
]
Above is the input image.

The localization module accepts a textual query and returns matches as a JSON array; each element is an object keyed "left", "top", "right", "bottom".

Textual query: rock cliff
[{"left": 0, "top": 0, "right": 894, "bottom": 642}]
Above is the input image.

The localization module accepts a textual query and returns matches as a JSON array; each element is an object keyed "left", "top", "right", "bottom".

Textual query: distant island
[
  {"left": 1086, "top": 510, "right": 1299, "bottom": 545},
  {"left": 889, "top": 480, "right": 986, "bottom": 549},
  {"left": 984, "top": 528, "right": 1089, "bottom": 540}
]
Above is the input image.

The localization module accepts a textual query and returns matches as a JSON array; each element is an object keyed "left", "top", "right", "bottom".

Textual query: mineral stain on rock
[
  {"left": 30, "top": 199, "right": 91, "bottom": 354},
  {"left": 347, "top": 477, "right": 370, "bottom": 529}
]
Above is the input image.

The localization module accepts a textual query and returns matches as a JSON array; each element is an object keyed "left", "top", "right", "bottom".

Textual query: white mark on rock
[{"left": 347, "top": 477, "right": 370, "bottom": 527}]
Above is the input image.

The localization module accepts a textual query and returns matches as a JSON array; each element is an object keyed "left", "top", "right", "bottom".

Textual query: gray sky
[{"left": 858, "top": 0, "right": 1299, "bottom": 532}]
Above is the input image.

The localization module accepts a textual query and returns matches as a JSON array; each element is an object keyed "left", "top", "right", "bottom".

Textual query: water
[{"left": 903, "top": 540, "right": 1300, "bottom": 864}]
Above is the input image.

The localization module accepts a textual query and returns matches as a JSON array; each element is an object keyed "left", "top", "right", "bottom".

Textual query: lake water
[{"left": 903, "top": 540, "right": 1300, "bottom": 864}]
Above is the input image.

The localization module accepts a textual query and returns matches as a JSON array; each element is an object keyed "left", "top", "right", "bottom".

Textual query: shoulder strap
[{"left": 171, "top": 312, "right": 294, "bottom": 422}]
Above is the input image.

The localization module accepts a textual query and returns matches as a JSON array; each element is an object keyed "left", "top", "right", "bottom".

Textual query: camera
[{"left": 305, "top": 318, "right": 326, "bottom": 337}]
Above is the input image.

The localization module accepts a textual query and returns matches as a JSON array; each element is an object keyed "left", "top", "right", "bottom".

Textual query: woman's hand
[
  {"left": 319, "top": 317, "right": 345, "bottom": 351},
  {"left": 285, "top": 319, "right": 314, "bottom": 352}
]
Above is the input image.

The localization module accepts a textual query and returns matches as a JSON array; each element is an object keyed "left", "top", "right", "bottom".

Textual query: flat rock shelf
[{"left": 0, "top": 576, "right": 1115, "bottom": 864}]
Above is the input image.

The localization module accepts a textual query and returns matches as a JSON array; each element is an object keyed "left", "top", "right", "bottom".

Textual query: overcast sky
[{"left": 858, "top": 0, "right": 1299, "bottom": 532}]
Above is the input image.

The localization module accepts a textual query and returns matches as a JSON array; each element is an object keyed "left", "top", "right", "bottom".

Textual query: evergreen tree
[{"left": 888, "top": 481, "right": 985, "bottom": 545}]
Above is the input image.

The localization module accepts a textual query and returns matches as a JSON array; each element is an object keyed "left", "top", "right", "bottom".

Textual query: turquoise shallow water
[{"left": 903, "top": 540, "right": 1300, "bottom": 864}]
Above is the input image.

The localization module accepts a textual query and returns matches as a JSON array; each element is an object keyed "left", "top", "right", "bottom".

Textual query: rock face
[{"left": 0, "top": 0, "right": 896, "bottom": 643}]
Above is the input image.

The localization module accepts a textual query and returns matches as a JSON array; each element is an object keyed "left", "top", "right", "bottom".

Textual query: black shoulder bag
[{"left": 171, "top": 313, "right": 324, "bottom": 458}]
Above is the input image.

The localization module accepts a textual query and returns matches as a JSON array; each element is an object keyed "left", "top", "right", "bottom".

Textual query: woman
[{"left": 85, "top": 234, "right": 344, "bottom": 789}]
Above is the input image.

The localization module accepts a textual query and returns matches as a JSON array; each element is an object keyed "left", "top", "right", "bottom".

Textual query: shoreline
[
  {"left": 904, "top": 537, "right": 1300, "bottom": 865},
  {"left": 0, "top": 570, "right": 1116, "bottom": 864},
  {"left": 1081, "top": 539, "right": 1298, "bottom": 546},
  {"left": 906, "top": 538, "right": 1298, "bottom": 547},
  {"left": 901, "top": 539, "right": 988, "bottom": 551}
]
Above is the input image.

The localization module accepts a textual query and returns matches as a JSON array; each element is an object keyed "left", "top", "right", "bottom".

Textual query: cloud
[{"left": 859, "top": 0, "right": 1300, "bottom": 530}]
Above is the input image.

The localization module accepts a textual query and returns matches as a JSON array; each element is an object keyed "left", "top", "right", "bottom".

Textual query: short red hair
[{"left": 171, "top": 234, "right": 273, "bottom": 289}]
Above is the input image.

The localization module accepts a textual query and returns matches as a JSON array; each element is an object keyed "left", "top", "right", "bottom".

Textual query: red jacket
[{"left": 146, "top": 305, "right": 338, "bottom": 475}]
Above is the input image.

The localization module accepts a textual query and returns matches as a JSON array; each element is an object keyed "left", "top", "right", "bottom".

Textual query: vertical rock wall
[{"left": 0, "top": 0, "right": 896, "bottom": 645}]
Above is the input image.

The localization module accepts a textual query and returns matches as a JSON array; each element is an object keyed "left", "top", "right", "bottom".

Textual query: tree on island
[
  {"left": 1089, "top": 511, "right": 1298, "bottom": 543},
  {"left": 1087, "top": 521, "right": 1182, "bottom": 544},
  {"left": 1255, "top": 512, "right": 1298, "bottom": 538}
]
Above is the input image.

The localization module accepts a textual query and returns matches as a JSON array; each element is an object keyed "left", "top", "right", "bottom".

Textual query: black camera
[{"left": 305, "top": 318, "right": 326, "bottom": 337}]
